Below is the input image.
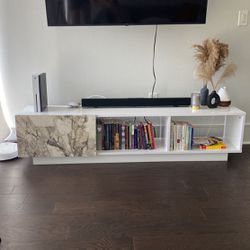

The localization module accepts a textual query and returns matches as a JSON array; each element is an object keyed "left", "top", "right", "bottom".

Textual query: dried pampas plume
[
  {"left": 216, "top": 63, "right": 237, "bottom": 89},
  {"left": 193, "top": 39, "right": 234, "bottom": 90}
]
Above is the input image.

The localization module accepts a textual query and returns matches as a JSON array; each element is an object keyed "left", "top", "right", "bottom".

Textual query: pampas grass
[
  {"left": 193, "top": 39, "right": 235, "bottom": 90},
  {"left": 215, "top": 63, "right": 237, "bottom": 89}
]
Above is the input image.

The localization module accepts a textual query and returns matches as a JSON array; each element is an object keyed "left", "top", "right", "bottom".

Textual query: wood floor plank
[
  {"left": 0, "top": 238, "right": 133, "bottom": 250},
  {"left": 0, "top": 194, "right": 26, "bottom": 215},
  {"left": 0, "top": 146, "right": 250, "bottom": 249},
  {"left": 133, "top": 233, "right": 250, "bottom": 250}
]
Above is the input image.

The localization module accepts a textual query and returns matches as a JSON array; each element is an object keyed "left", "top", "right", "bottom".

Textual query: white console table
[{"left": 15, "top": 106, "right": 246, "bottom": 165}]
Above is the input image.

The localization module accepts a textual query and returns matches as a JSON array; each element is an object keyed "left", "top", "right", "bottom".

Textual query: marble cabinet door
[{"left": 15, "top": 115, "right": 96, "bottom": 157}]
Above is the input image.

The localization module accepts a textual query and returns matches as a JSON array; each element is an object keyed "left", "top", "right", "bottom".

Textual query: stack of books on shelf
[
  {"left": 171, "top": 120, "right": 227, "bottom": 151},
  {"left": 96, "top": 119, "right": 156, "bottom": 151},
  {"left": 170, "top": 121, "right": 194, "bottom": 151},
  {"left": 192, "top": 136, "right": 227, "bottom": 150}
]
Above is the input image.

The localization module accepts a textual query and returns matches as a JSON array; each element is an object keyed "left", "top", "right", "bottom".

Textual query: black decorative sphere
[{"left": 207, "top": 91, "right": 220, "bottom": 109}]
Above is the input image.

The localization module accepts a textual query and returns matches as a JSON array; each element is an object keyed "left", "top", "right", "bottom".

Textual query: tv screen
[{"left": 45, "top": 0, "right": 208, "bottom": 26}]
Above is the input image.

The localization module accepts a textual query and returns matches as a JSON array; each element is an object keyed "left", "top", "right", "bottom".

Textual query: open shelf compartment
[
  {"left": 96, "top": 116, "right": 169, "bottom": 153},
  {"left": 169, "top": 114, "right": 245, "bottom": 154}
]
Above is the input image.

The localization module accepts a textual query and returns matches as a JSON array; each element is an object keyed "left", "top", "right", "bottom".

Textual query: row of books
[
  {"left": 96, "top": 119, "right": 156, "bottom": 150},
  {"left": 171, "top": 121, "right": 227, "bottom": 151},
  {"left": 170, "top": 121, "right": 194, "bottom": 151}
]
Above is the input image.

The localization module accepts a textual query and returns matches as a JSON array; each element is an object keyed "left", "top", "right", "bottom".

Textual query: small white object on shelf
[
  {"left": 67, "top": 102, "right": 80, "bottom": 108},
  {"left": 218, "top": 86, "right": 231, "bottom": 107}
]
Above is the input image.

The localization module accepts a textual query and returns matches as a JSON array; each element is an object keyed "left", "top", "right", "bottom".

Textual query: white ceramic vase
[{"left": 217, "top": 86, "right": 231, "bottom": 107}]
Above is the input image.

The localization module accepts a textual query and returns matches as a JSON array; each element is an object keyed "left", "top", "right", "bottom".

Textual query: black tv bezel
[{"left": 45, "top": 0, "right": 208, "bottom": 27}]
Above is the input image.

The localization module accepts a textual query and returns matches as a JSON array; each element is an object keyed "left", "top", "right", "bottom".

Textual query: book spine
[
  {"left": 187, "top": 125, "right": 191, "bottom": 150},
  {"left": 181, "top": 123, "right": 185, "bottom": 151},
  {"left": 183, "top": 123, "right": 188, "bottom": 151},
  {"left": 170, "top": 122, "right": 174, "bottom": 151},
  {"left": 104, "top": 123, "right": 109, "bottom": 150},
  {"left": 146, "top": 123, "right": 152, "bottom": 149},
  {"left": 114, "top": 123, "right": 120, "bottom": 150},
  {"left": 125, "top": 124, "right": 128, "bottom": 150},
  {"left": 119, "top": 124, "right": 122, "bottom": 150},
  {"left": 131, "top": 124, "right": 135, "bottom": 149},
  {"left": 134, "top": 125, "right": 138, "bottom": 149},
  {"left": 173, "top": 123, "right": 177, "bottom": 151},
  {"left": 137, "top": 125, "right": 141, "bottom": 149},
  {"left": 109, "top": 123, "right": 112, "bottom": 150},
  {"left": 96, "top": 122, "right": 103, "bottom": 151},
  {"left": 144, "top": 124, "right": 150, "bottom": 149},
  {"left": 139, "top": 124, "right": 145, "bottom": 149},
  {"left": 176, "top": 123, "right": 182, "bottom": 151},
  {"left": 122, "top": 124, "right": 126, "bottom": 150},
  {"left": 148, "top": 122, "right": 155, "bottom": 149},
  {"left": 128, "top": 123, "right": 132, "bottom": 149},
  {"left": 188, "top": 124, "right": 191, "bottom": 150},
  {"left": 112, "top": 123, "right": 115, "bottom": 150},
  {"left": 188, "top": 125, "right": 193, "bottom": 150},
  {"left": 151, "top": 124, "right": 156, "bottom": 149},
  {"left": 191, "top": 127, "right": 194, "bottom": 150}
]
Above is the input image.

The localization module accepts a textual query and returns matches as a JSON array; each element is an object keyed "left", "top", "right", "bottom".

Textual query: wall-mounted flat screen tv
[{"left": 45, "top": 0, "right": 208, "bottom": 26}]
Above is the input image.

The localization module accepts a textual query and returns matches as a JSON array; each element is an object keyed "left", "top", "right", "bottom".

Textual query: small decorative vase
[
  {"left": 217, "top": 86, "right": 231, "bottom": 107},
  {"left": 200, "top": 84, "right": 209, "bottom": 106},
  {"left": 207, "top": 91, "right": 220, "bottom": 109}
]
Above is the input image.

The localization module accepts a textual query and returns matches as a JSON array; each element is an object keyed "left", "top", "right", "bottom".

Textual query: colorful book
[
  {"left": 114, "top": 123, "right": 120, "bottom": 150},
  {"left": 176, "top": 123, "right": 182, "bottom": 151},
  {"left": 139, "top": 123, "right": 145, "bottom": 149},
  {"left": 131, "top": 124, "right": 135, "bottom": 149},
  {"left": 135, "top": 125, "right": 138, "bottom": 149},
  {"left": 148, "top": 122, "right": 155, "bottom": 149},
  {"left": 121, "top": 123, "right": 126, "bottom": 150},
  {"left": 143, "top": 124, "right": 150, "bottom": 149},
  {"left": 125, "top": 124, "right": 129, "bottom": 149}
]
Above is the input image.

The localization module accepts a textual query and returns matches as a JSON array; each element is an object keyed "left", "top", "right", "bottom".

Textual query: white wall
[{"left": 0, "top": 0, "right": 250, "bottom": 140}]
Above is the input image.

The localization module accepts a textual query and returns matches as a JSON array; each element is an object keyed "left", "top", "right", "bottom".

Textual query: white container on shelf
[{"left": 218, "top": 86, "right": 231, "bottom": 107}]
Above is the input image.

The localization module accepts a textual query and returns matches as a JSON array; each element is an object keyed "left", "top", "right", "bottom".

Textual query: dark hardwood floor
[{"left": 1, "top": 147, "right": 250, "bottom": 249}]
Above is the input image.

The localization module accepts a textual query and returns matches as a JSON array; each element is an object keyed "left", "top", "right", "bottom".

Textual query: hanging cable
[{"left": 151, "top": 25, "right": 158, "bottom": 98}]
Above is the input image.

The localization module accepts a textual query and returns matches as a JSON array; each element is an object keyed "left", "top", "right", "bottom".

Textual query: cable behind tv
[{"left": 151, "top": 25, "right": 158, "bottom": 98}]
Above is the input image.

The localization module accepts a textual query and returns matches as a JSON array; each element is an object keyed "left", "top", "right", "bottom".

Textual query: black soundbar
[{"left": 81, "top": 98, "right": 191, "bottom": 108}]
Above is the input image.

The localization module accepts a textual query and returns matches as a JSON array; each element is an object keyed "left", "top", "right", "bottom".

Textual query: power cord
[{"left": 151, "top": 25, "right": 158, "bottom": 98}]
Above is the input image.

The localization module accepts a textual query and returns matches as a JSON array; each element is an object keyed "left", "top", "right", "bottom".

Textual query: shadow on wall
[
  {"left": 0, "top": 71, "right": 12, "bottom": 131},
  {"left": 0, "top": 103, "right": 9, "bottom": 139}
]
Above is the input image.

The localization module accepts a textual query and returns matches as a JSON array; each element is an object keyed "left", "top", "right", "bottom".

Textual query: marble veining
[{"left": 16, "top": 115, "right": 96, "bottom": 157}]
